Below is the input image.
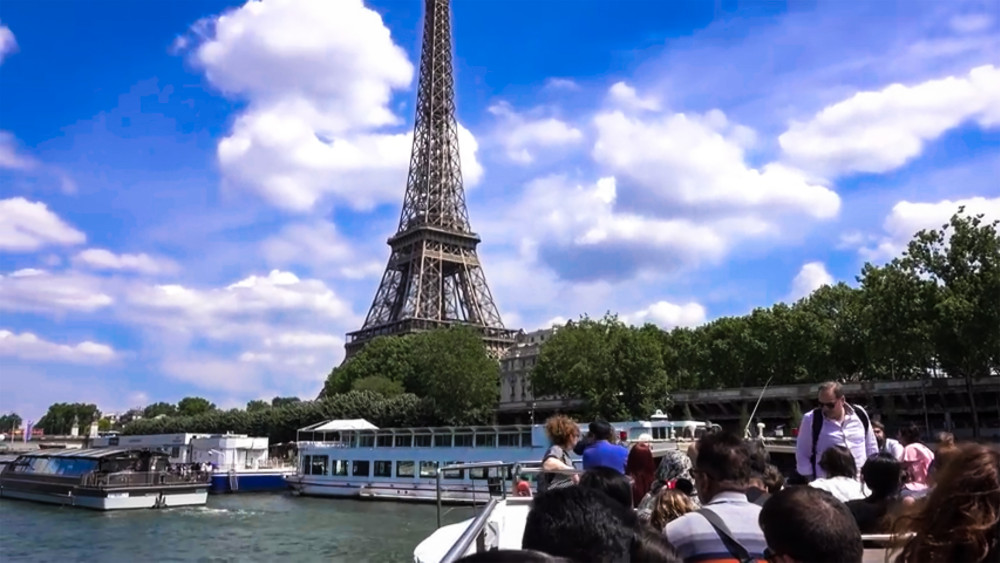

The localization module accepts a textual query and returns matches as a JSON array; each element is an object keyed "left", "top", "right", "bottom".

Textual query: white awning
[{"left": 299, "top": 419, "right": 379, "bottom": 432}]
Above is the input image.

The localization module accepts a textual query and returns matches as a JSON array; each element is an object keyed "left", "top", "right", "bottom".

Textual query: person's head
[
  {"left": 579, "top": 466, "right": 633, "bottom": 509},
  {"left": 872, "top": 420, "right": 887, "bottom": 447},
  {"left": 762, "top": 464, "right": 785, "bottom": 494},
  {"left": 817, "top": 381, "right": 845, "bottom": 421},
  {"left": 590, "top": 420, "right": 614, "bottom": 442},
  {"left": 861, "top": 453, "right": 903, "bottom": 498},
  {"left": 691, "top": 431, "right": 751, "bottom": 504},
  {"left": 818, "top": 445, "right": 857, "bottom": 479},
  {"left": 522, "top": 485, "right": 635, "bottom": 563},
  {"left": 935, "top": 431, "right": 955, "bottom": 450},
  {"left": 898, "top": 423, "right": 922, "bottom": 446},
  {"left": 893, "top": 443, "right": 1000, "bottom": 563},
  {"left": 650, "top": 488, "right": 696, "bottom": 531},
  {"left": 759, "top": 486, "right": 863, "bottom": 563},
  {"left": 746, "top": 440, "right": 771, "bottom": 489},
  {"left": 630, "top": 526, "right": 681, "bottom": 563},
  {"left": 544, "top": 415, "right": 580, "bottom": 449},
  {"left": 456, "top": 550, "right": 571, "bottom": 563},
  {"left": 636, "top": 433, "right": 653, "bottom": 446}
]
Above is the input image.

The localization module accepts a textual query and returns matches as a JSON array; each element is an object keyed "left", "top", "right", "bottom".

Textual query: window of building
[
  {"left": 331, "top": 460, "right": 349, "bottom": 476},
  {"left": 396, "top": 461, "right": 415, "bottom": 478},
  {"left": 419, "top": 461, "right": 438, "bottom": 478},
  {"left": 352, "top": 460, "right": 370, "bottom": 477},
  {"left": 434, "top": 434, "right": 452, "bottom": 447},
  {"left": 374, "top": 460, "right": 392, "bottom": 477}
]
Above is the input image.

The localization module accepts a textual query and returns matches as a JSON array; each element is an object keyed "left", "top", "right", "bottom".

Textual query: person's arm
[
  {"left": 864, "top": 416, "right": 879, "bottom": 458},
  {"left": 795, "top": 410, "right": 814, "bottom": 478}
]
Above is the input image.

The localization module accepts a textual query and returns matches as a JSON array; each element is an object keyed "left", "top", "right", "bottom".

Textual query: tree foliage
[
  {"left": 143, "top": 402, "right": 178, "bottom": 419},
  {"left": 271, "top": 396, "right": 301, "bottom": 408},
  {"left": 352, "top": 376, "right": 405, "bottom": 397},
  {"left": 177, "top": 397, "right": 216, "bottom": 417},
  {"left": 246, "top": 400, "right": 271, "bottom": 413},
  {"left": 0, "top": 412, "right": 22, "bottom": 432},
  {"left": 37, "top": 403, "right": 100, "bottom": 435}
]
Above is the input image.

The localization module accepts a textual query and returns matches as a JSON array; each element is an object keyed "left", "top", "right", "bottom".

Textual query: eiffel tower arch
[{"left": 344, "top": 0, "right": 519, "bottom": 360}]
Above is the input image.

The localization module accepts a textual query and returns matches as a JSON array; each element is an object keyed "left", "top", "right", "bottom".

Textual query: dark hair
[
  {"left": 522, "top": 486, "right": 635, "bottom": 563},
  {"left": 580, "top": 467, "right": 633, "bottom": 509},
  {"left": 760, "top": 486, "right": 863, "bottom": 563},
  {"left": 590, "top": 420, "right": 614, "bottom": 441},
  {"left": 819, "top": 445, "right": 857, "bottom": 479},
  {"left": 898, "top": 423, "right": 922, "bottom": 446},
  {"left": 630, "top": 525, "right": 681, "bottom": 563},
  {"left": 746, "top": 440, "right": 771, "bottom": 479},
  {"left": 456, "top": 550, "right": 571, "bottom": 563},
  {"left": 762, "top": 464, "right": 785, "bottom": 494},
  {"left": 673, "top": 478, "right": 695, "bottom": 496},
  {"left": 861, "top": 453, "right": 902, "bottom": 498},
  {"left": 695, "top": 431, "right": 751, "bottom": 487}
]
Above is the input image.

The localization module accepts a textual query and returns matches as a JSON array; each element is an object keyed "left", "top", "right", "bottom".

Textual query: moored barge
[{"left": 0, "top": 447, "right": 210, "bottom": 510}]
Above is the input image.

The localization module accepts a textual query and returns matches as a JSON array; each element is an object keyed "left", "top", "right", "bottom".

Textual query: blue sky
[{"left": 1, "top": 0, "right": 998, "bottom": 422}]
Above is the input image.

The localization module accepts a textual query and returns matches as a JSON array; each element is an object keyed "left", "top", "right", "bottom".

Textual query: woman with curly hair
[
  {"left": 649, "top": 487, "right": 696, "bottom": 532},
  {"left": 538, "top": 415, "right": 580, "bottom": 493},
  {"left": 892, "top": 443, "right": 1000, "bottom": 563}
]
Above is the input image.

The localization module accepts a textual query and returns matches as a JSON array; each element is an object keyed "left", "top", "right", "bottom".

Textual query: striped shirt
[{"left": 664, "top": 491, "right": 768, "bottom": 563}]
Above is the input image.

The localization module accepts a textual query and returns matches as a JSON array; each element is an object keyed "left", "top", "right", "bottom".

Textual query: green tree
[
  {"left": 98, "top": 418, "right": 112, "bottom": 432},
  {"left": 246, "top": 400, "right": 271, "bottom": 413},
  {"left": 899, "top": 209, "right": 1000, "bottom": 437},
  {"left": 177, "top": 397, "right": 216, "bottom": 417},
  {"left": 143, "top": 402, "right": 177, "bottom": 418},
  {"left": 857, "top": 262, "right": 933, "bottom": 381},
  {"left": 352, "top": 375, "right": 405, "bottom": 397},
  {"left": 36, "top": 403, "right": 100, "bottom": 435},
  {"left": 408, "top": 326, "right": 500, "bottom": 424},
  {"left": 320, "top": 335, "right": 415, "bottom": 398},
  {"left": 0, "top": 412, "right": 22, "bottom": 433},
  {"left": 271, "top": 396, "right": 301, "bottom": 408}
]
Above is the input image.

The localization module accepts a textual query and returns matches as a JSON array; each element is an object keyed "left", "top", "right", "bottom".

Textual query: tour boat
[
  {"left": 90, "top": 432, "right": 295, "bottom": 493},
  {"left": 0, "top": 447, "right": 210, "bottom": 510},
  {"left": 287, "top": 413, "right": 707, "bottom": 504}
]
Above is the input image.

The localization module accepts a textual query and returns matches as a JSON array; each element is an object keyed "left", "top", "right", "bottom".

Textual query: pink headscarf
[{"left": 903, "top": 442, "right": 935, "bottom": 490}]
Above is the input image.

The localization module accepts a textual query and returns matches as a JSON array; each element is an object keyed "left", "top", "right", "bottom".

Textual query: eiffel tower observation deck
[{"left": 345, "top": 0, "right": 519, "bottom": 360}]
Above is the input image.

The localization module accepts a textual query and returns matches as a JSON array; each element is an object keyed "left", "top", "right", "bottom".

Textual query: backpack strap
[
  {"left": 697, "top": 507, "right": 755, "bottom": 563},
  {"left": 809, "top": 407, "right": 822, "bottom": 478}
]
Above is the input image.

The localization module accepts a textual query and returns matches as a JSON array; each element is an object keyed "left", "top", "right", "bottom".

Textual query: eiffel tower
[{"left": 344, "top": 0, "right": 518, "bottom": 360}]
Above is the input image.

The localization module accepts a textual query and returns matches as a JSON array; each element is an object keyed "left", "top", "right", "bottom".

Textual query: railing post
[{"left": 436, "top": 469, "right": 443, "bottom": 529}]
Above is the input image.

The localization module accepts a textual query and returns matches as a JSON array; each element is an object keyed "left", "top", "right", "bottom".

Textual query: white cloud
[
  {"left": 184, "top": 0, "right": 483, "bottom": 212},
  {"left": 623, "top": 301, "right": 707, "bottom": 329},
  {"left": 73, "top": 248, "right": 179, "bottom": 275},
  {"left": 487, "top": 101, "right": 583, "bottom": 164},
  {"left": 608, "top": 81, "right": 661, "bottom": 112},
  {"left": 0, "top": 197, "right": 86, "bottom": 251},
  {"left": 0, "top": 131, "right": 37, "bottom": 170},
  {"left": 592, "top": 109, "right": 838, "bottom": 217},
  {"left": 0, "top": 269, "right": 113, "bottom": 313},
  {"left": 260, "top": 220, "right": 381, "bottom": 279},
  {"left": 780, "top": 64, "right": 1000, "bottom": 177},
  {"left": 0, "top": 24, "right": 16, "bottom": 64},
  {"left": 544, "top": 78, "right": 580, "bottom": 91},
  {"left": 859, "top": 196, "right": 1000, "bottom": 261},
  {"left": 949, "top": 13, "right": 994, "bottom": 34},
  {"left": 263, "top": 331, "right": 343, "bottom": 349},
  {"left": 0, "top": 329, "right": 116, "bottom": 364},
  {"left": 787, "top": 262, "right": 834, "bottom": 301}
]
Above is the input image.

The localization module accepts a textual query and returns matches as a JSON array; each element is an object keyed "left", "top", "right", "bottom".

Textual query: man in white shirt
[
  {"left": 872, "top": 420, "right": 904, "bottom": 460},
  {"left": 795, "top": 381, "right": 878, "bottom": 480}
]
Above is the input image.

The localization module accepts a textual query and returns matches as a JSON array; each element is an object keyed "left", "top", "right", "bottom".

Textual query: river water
[{"left": 0, "top": 494, "right": 473, "bottom": 562}]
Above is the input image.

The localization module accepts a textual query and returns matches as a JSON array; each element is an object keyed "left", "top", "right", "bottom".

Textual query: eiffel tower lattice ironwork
[{"left": 344, "top": 0, "right": 518, "bottom": 360}]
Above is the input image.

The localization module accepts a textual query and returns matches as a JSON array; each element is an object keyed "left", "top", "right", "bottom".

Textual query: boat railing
[
  {"left": 438, "top": 496, "right": 501, "bottom": 563},
  {"left": 82, "top": 471, "right": 211, "bottom": 489}
]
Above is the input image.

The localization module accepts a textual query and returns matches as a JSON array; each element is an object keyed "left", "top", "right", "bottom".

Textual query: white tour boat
[
  {"left": 90, "top": 432, "right": 295, "bottom": 493},
  {"left": 287, "top": 413, "right": 706, "bottom": 504}
]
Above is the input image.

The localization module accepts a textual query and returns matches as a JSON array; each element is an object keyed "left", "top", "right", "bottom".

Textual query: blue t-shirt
[{"left": 582, "top": 440, "right": 628, "bottom": 474}]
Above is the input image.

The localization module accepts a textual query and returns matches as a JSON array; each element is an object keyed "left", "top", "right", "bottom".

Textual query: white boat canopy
[{"left": 298, "top": 419, "right": 379, "bottom": 432}]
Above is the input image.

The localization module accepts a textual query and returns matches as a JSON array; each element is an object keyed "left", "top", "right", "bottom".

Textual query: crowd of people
[{"left": 456, "top": 381, "right": 999, "bottom": 563}]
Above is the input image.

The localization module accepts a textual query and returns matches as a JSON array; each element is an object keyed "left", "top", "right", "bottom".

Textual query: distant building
[{"left": 497, "top": 326, "right": 584, "bottom": 421}]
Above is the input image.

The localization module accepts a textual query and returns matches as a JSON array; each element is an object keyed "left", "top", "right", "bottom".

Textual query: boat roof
[
  {"left": 299, "top": 419, "right": 380, "bottom": 432},
  {"left": 15, "top": 447, "right": 169, "bottom": 460}
]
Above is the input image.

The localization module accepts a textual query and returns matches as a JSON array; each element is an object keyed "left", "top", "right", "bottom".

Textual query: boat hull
[
  {"left": 0, "top": 485, "right": 208, "bottom": 510},
  {"left": 288, "top": 477, "right": 509, "bottom": 505},
  {"left": 209, "top": 470, "right": 294, "bottom": 494}
]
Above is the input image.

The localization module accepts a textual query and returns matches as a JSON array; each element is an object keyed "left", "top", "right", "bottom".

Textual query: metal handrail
[{"left": 438, "top": 497, "right": 501, "bottom": 563}]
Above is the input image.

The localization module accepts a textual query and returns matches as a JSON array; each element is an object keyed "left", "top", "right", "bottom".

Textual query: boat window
[
  {"left": 521, "top": 432, "right": 533, "bottom": 447},
  {"left": 653, "top": 427, "right": 666, "bottom": 440},
  {"left": 170, "top": 446, "right": 181, "bottom": 458},
  {"left": 414, "top": 435, "right": 432, "bottom": 447},
  {"left": 358, "top": 435, "right": 375, "bottom": 448},
  {"left": 396, "top": 461, "right": 415, "bottom": 478},
  {"left": 374, "top": 460, "right": 392, "bottom": 477},
  {"left": 331, "top": 460, "right": 349, "bottom": 476},
  {"left": 442, "top": 462, "right": 463, "bottom": 479},
  {"left": 498, "top": 433, "right": 519, "bottom": 447},
  {"left": 376, "top": 434, "right": 393, "bottom": 448},
  {"left": 454, "top": 434, "right": 472, "bottom": 447},
  {"left": 310, "top": 455, "right": 329, "bottom": 475},
  {"left": 302, "top": 455, "right": 311, "bottom": 472},
  {"left": 475, "top": 434, "right": 496, "bottom": 447},
  {"left": 434, "top": 435, "right": 452, "bottom": 447},
  {"left": 352, "top": 460, "right": 370, "bottom": 477},
  {"left": 394, "top": 435, "right": 413, "bottom": 448},
  {"left": 470, "top": 467, "right": 487, "bottom": 480},
  {"left": 419, "top": 461, "right": 437, "bottom": 478}
]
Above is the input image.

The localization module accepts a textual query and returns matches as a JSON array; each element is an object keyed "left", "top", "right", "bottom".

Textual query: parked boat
[
  {"left": 0, "top": 447, "right": 210, "bottom": 510},
  {"left": 89, "top": 432, "right": 295, "bottom": 493},
  {"left": 288, "top": 414, "right": 707, "bottom": 505}
]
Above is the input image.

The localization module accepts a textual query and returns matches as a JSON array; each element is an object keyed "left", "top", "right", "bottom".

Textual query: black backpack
[{"left": 809, "top": 404, "right": 870, "bottom": 477}]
